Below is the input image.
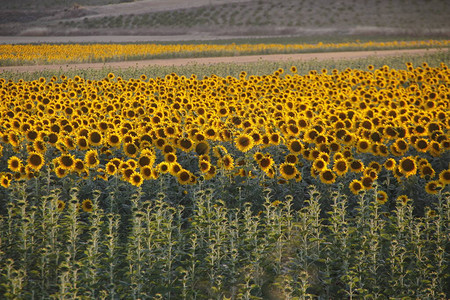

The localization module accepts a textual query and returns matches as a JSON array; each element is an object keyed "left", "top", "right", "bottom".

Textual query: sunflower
[
  {"left": 162, "top": 144, "right": 175, "bottom": 154},
  {"left": 235, "top": 134, "right": 254, "bottom": 152},
  {"left": 164, "top": 153, "right": 177, "bottom": 164},
  {"left": 349, "top": 179, "right": 363, "bottom": 195},
  {"left": 333, "top": 158, "right": 348, "bottom": 176},
  {"left": 320, "top": 169, "right": 336, "bottom": 184},
  {"left": 199, "top": 160, "right": 212, "bottom": 173},
  {"left": 383, "top": 158, "right": 396, "bottom": 171},
  {"left": 220, "top": 129, "right": 233, "bottom": 142},
  {"left": 253, "top": 152, "right": 264, "bottom": 162},
  {"left": 106, "top": 161, "right": 118, "bottom": 176},
  {"left": 213, "top": 145, "right": 228, "bottom": 159},
  {"left": 27, "top": 152, "right": 45, "bottom": 171},
  {"left": 77, "top": 136, "right": 89, "bottom": 150},
  {"left": 164, "top": 126, "right": 178, "bottom": 138},
  {"left": 398, "top": 156, "right": 417, "bottom": 178},
  {"left": 157, "top": 162, "right": 170, "bottom": 174},
  {"left": 124, "top": 143, "right": 139, "bottom": 158},
  {"left": 394, "top": 138, "right": 409, "bottom": 154},
  {"left": 285, "top": 154, "right": 298, "bottom": 164},
  {"left": 122, "top": 168, "right": 134, "bottom": 181},
  {"left": 7, "top": 156, "right": 22, "bottom": 173},
  {"left": 129, "top": 172, "right": 144, "bottom": 187},
  {"left": 97, "top": 168, "right": 108, "bottom": 181},
  {"left": 426, "top": 209, "right": 437, "bottom": 218},
  {"left": 287, "top": 139, "right": 303, "bottom": 154},
  {"left": 205, "top": 164, "right": 217, "bottom": 180},
  {"left": 107, "top": 133, "right": 121, "bottom": 148},
  {"left": 414, "top": 138, "right": 429, "bottom": 153},
  {"left": 425, "top": 180, "right": 442, "bottom": 194},
  {"left": 178, "top": 137, "right": 194, "bottom": 152},
  {"left": 429, "top": 141, "right": 441, "bottom": 157},
  {"left": 169, "top": 162, "right": 182, "bottom": 175},
  {"left": 349, "top": 159, "right": 364, "bottom": 173},
  {"left": 258, "top": 156, "right": 274, "bottom": 172},
  {"left": 58, "top": 154, "right": 75, "bottom": 170},
  {"left": 204, "top": 127, "right": 217, "bottom": 140},
  {"left": 82, "top": 199, "right": 94, "bottom": 212},
  {"left": 73, "top": 159, "right": 85, "bottom": 174},
  {"left": 33, "top": 140, "right": 47, "bottom": 153},
  {"left": 138, "top": 154, "right": 153, "bottom": 168},
  {"left": 140, "top": 166, "right": 153, "bottom": 180},
  {"left": 1, "top": 175, "right": 11, "bottom": 188},
  {"left": 177, "top": 170, "right": 192, "bottom": 185},
  {"left": 88, "top": 130, "right": 103, "bottom": 147},
  {"left": 25, "top": 129, "right": 38, "bottom": 142},
  {"left": 368, "top": 161, "right": 382, "bottom": 173},
  {"left": 438, "top": 169, "right": 450, "bottom": 185},
  {"left": 195, "top": 141, "right": 210, "bottom": 156},
  {"left": 269, "top": 133, "right": 281, "bottom": 146},
  {"left": 84, "top": 150, "right": 99, "bottom": 168},
  {"left": 57, "top": 200, "right": 66, "bottom": 212},
  {"left": 376, "top": 191, "right": 388, "bottom": 205},
  {"left": 419, "top": 163, "right": 435, "bottom": 179},
  {"left": 312, "top": 158, "right": 327, "bottom": 172},
  {"left": 8, "top": 132, "right": 19, "bottom": 147},
  {"left": 397, "top": 195, "right": 410, "bottom": 205},
  {"left": 221, "top": 154, "right": 234, "bottom": 171},
  {"left": 54, "top": 166, "right": 68, "bottom": 178},
  {"left": 63, "top": 137, "right": 76, "bottom": 150},
  {"left": 279, "top": 162, "right": 297, "bottom": 180},
  {"left": 356, "top": 138, "right": 371, "bottom": 153},
  {"left": 361, "top": 176, "right": 374, "bottom": 190}
]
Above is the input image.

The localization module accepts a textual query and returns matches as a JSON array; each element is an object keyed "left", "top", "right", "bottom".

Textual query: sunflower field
[
  {"left": 0, "top": 55, "right": 449, "bottom": 299},
  {"left": 1, "top": 39, "right": 448, "bottom": 65}
]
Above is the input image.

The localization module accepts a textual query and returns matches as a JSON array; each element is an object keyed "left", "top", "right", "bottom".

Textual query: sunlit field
[
  {"left": 1, "top": 39, "right": 448, "bottom": 66},
  {"left": 0, "top": 48, "right": 449, "bottom": 299}
]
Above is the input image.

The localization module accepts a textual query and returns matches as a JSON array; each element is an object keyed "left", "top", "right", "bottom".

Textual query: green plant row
[
  {"left": 0, "top": 179, "right": 448, "bottom": 299},
  {"left": 2, "top": 51, "right": 449, "bottom": 82}
]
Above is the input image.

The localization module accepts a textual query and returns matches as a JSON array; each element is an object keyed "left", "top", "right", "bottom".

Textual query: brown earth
[
  {"left": 1, "top": 0, "right": 448, "bottom": 37},
  {"left": 1, "top": 48, "right": 446, "bottom": 73}
]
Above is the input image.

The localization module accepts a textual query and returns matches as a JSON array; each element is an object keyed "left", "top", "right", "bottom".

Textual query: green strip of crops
[{"left": 2, "top": 51, "right": 448, "bottom": 81}]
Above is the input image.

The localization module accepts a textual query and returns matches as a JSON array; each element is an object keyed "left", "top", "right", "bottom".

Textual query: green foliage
[
  {"left": 0, "top": 175, "right": 448, "bottom": 298},
  {"left": 2, "top": 50, "right": 449, "bottom": 82}
]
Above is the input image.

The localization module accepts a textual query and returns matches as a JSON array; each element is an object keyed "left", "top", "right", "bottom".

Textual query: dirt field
[
  {"left": 0, "top": 34, "right": 273, "bottom": 44},
  {"left": 1, "top": 0, "right": 448, "bottom": 37},
  {"left": 0, "top": 48, "right": 446, "bottom": 73},
  {"left": 87, "top": 0, "right": 251, "bottom": 17}
]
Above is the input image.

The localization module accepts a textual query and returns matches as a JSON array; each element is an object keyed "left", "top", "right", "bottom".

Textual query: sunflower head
[
  {"left": 27, "top": 152, "right": 45, "bottom": 171},
  {"left": 349, "top": 179, "right": 363, "bottom": 195},
  {"left": 82, "top": 199, "right": 94, "bottom": 212},
  {"left": 235, "top": 134, "right": 254, "bottom": 152},
  {"left": 8, "top": 156, "right": 22, "bottom": 172},
  {"left": 129, "top": 172, "right": 144, "bottom": 187},
  {"left": 376, "top": 191, "right": 388, "bottom": 205},
  {"left": 279, "top": 162, "right": 297, "bottom": 180},
  {"left": 398, "top": 156, "right": 417, "bottom": 178},
  {"left": 320, "top": 169, "right": 336, "bottom": 184}
]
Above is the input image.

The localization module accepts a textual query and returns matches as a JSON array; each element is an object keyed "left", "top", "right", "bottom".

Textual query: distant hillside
[{"left": 1, "top": 0, "right": 449, "bottom": 37}]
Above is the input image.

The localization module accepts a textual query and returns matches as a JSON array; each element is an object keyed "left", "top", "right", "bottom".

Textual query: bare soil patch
[
  {"left": 1, "top": 0, "right": 448, "bottom": 37},
  {"left": 1, "top": 48, "right": 446, "bottom": 73},
  {"left": 87, "top": 0, "right": 251, "bottom": 17}
]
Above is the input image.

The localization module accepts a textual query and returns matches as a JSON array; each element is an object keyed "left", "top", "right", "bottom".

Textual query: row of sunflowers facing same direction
[
  {"left": 0, "top": 62, "right": 449, "bottom": 207},
  {"left": 1, "top": 39, "right": 449, "bottom": 65}
]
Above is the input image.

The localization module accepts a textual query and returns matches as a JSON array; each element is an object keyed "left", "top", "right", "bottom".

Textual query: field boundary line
[{"left": 0, "top": 48, "right": 447, "bottom": 73}]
